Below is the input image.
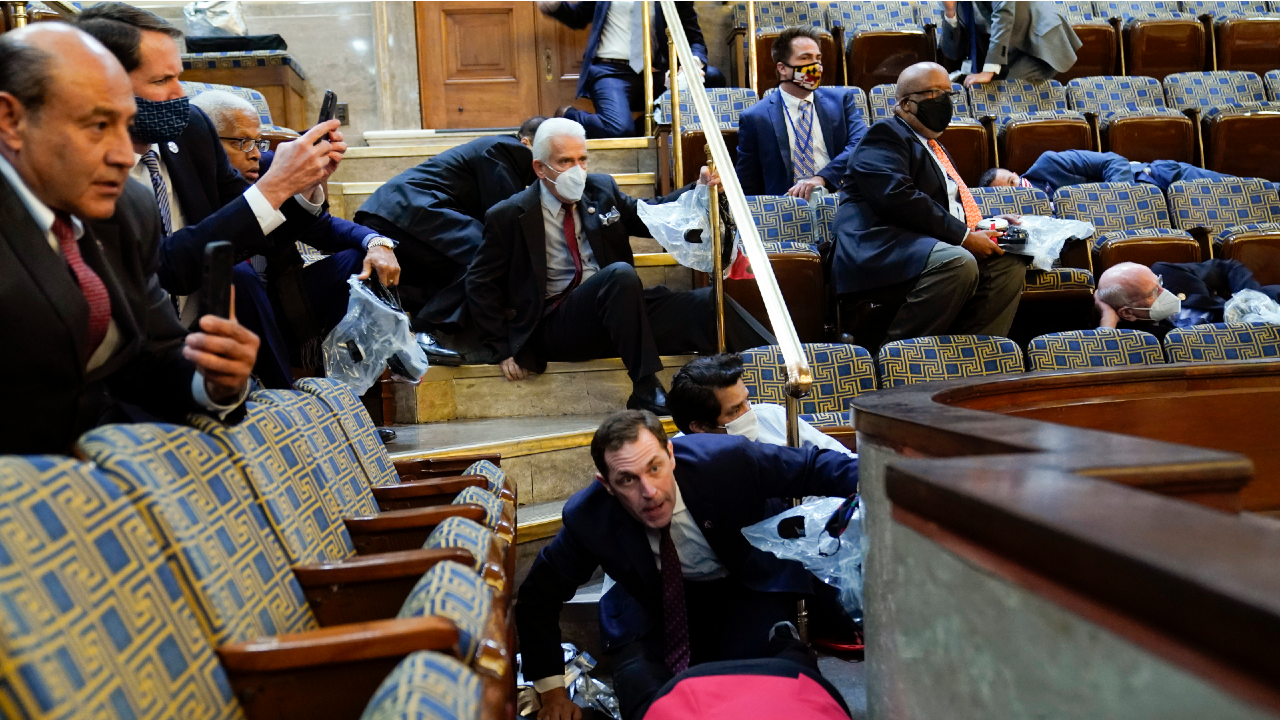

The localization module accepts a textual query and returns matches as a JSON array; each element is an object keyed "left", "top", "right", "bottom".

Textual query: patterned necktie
[
  {"left": 961, "top": 1, "right": 980, "bottom": 74},
  {"left": 562, "top": 203, "right": 584, "bottom": 293},
  {"left": 139, "top": 149, "right": 173, "bottom": 235},
  {"left": 927, "top": 139, "right": 981, "bottom": 230},
  {"left": 628, "top": 1, "right": 646, "bottom": 74},
  {"left": 659, "top": 526, "right": 691, "bottom": 675},
  {"left": 793, "top": 100, "right": 816, "bottom": 182},
  {"left": 52, "top": 212, "right": 113, "bottom": 356}
]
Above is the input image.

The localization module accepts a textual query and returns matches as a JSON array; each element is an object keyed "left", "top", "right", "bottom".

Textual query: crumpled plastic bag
[
  {"left": 635, "top": 184, "right": 745, "bottom": 277},
  {"left": 1015, "top": 215, "right": 1096, "bottom": 271},
  {"left": 183, "top": 1, "right": 247, "bottom": 36},
  {"left": 516, "top": 644, "right": 621, "bottom": 720},
  {"left": 322, "top": 276, "right": 428, "bottom": 395},
  {"left": 742, "top": 497, "right": 864, "bottom": 619},
  {"left": 1224, "top": 288, "right": 1280, "bottom": 324}
]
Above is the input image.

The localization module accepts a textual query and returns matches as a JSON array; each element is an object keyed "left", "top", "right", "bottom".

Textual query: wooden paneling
[{"left": 535, "top": 12, "right": 594, "bottom": 116}]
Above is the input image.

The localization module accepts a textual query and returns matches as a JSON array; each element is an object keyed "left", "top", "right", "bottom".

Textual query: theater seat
[
  {"left": 1163, "top": 321, "right": 1280, "bottom": 362},
  {"left": 740, "top": 343, "right": 877, "bottom": 427},
  {"left": 1184, "top": 1, "right": 1280, "bottom": 76},
  {"left": 1026, "top": 328, "right": 1166, "bottom": 371},
  {"left": 1163, "top": 70, "right": 1280, "bottom": 181},
  {"left": 1267, "top": 69, "right": 1280, "bottom": 100},
  {"left": 729, "top": 2, "right": 839, "bottom": 94},
  {"left": 1053, "top": 182, "right": 1201, "bottom": 274},
  {"left": 1097, "top": 1, "right": 1206, "bottom": 81},
  {"left": 1166, "top": 177, "right": 1280, "bottom": 277},
  {"left": 1067, "top": 75, "right": 1195, "bottom": 163},
  {"left": 362, "top": 650, "right": 497, "bottom": 720},
  {"left": 656, "top": 87, "right": 757, "bottom": 191},
  {"left": 868, "top": 82, "right": 989, "bottom": 187},
  {"left": 877, "top": 335, "right": 1025, "bottom": 389},
  {"left": 1053, "top": 2, "right": 1119, "bottom": 82},
  {"left": 826, "top": 1, "right": 935, "bottom": 94},
  {"left": 967, "top": 79, "right": 1093, "bottom": 174}
]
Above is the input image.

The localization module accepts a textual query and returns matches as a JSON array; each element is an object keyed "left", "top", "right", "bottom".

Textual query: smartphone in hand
[
  {"left": 315, "top": 89, "right": 337, "bottom": 145},
  {"left": 199, "top": 241, "right": 234, "bottom": 319}
]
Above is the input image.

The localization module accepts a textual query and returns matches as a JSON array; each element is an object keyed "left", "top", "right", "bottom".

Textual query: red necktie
[
  {"left": 562, "top": 203, "right": 584, "bottom": 293},
  {"left": 659, "top": 526, "right": 691, "bottom": 675},
  {"left": 927, "top": 139, "right": 981, "bottom": 230},
  {"left": 52, "top": 212, "right": 112, "bottom": 356}
]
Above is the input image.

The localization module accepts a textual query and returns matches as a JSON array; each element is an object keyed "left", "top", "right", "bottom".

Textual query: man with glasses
[
  {"left": 1096, "top": 260, "right": 1280, "bottom": 340},
  {"left": 832, "top": 62, "right": 1029, "bottom": 343},
  {"left": 191, "top": 90, "right": 406, "bottom": 392}
]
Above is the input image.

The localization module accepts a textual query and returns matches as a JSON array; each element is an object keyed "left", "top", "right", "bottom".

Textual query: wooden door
[
  {"left": 415, "top": 1, "right": 540, "bottom": 129},
  {"left": 534, "top": 12, "right": 594, "bottom": 117}
]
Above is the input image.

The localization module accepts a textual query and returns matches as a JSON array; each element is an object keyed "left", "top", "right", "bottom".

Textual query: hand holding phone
[{"left": 315, "top": 89, "right": 337, "bottom": 146}]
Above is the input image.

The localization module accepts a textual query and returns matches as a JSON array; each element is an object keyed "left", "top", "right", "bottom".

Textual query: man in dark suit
[
  {"left": 538, "top": 1, "right": 725, "bottom": 138},
  {"left": 354, "top": 118, "right": 543, "bottom": 342},
  {"left": 940, "top": 1, "right": 1082, "bottom": 86},
  {"left": 1095, "top": 260, "right": 1280, "bottom": 340},
  {"left": 77, "top": 5, "right": 349, "bottom": 387},
  {"left": 517, "top": 410, "right": 859, "bottom": 720},
  {"left": 981, "top": 149, "right": 1235, "bottom": 196},
  {"left": 466, "top": 118, "right": 774, "bottom": 414},
  {"left": 0, "top": 24, "right": 258, "bottom": 454},
  {"left": 834, "top": 62, "right": 1028, "bottom": 341},
  {"left": 736, "top": 26, "right": 867, "bottom": 199}
]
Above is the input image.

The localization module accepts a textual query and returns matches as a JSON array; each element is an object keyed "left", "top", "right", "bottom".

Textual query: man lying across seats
[
  {"left": 1096, "top": 260, "right": 1280, "bottom": 340},
  {"left": 77, "top": 4, "right": 352, "bottom": 389},
  {"left": 467, "top": 118, "right": 775, "bottom": 415},
  {"left": 833, "top": 61, "right": 1029, "bottom": 343},
  {"left": 979, "top": 149, "right": 1235, "bottom": 196},
  {"left": 0, "top": 24, "right": 258, "bottom": 454},
  {"left": 517, "top": 409, "right": 860, "bottom": 720},
  {"left": 190, "top": 90, "right": 404, "bottom": 378},
  {"left": 736, "top": 26, "right": 867, "bottom": 200}
]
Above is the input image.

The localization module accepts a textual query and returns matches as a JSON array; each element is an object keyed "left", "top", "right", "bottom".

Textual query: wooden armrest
[
  {"left": 372, "top": 475, "right": 486, "bottom": 500},
  {"left": 293, "top": 548, "right": 475, "bottom": 627},
  {"left": 218, "top": 616, "right": 458, "bottom": 673},
  {"left": 393, "top": 453, "right": 501, "bottom": 478},
  {"left": 293, "top": 547, "right": 474, "bottom": 587},
  {"left": 344, "top": 504, "right": 486, "bottom": 534}
]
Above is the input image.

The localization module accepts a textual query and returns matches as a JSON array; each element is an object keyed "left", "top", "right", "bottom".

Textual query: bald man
[
  {"left": 0, "top": 24, "right": 258, "bottom": 454},
  {"left": 832, "top": 62, "right": 1029, "bottom": 342}
]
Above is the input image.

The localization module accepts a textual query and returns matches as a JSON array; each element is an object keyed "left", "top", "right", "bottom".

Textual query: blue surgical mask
[{"left": 132, "top": 95, "right": 191, "bottom": 144}]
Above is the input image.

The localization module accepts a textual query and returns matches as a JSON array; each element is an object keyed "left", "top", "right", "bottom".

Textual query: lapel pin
[
  {"left": 587, "top": 207, "right": 596, "bottom": 214},
  {"left": 167, "top": 141, "right": 179, "bottom": 153}
]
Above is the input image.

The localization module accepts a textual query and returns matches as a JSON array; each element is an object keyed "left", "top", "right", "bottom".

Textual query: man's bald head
[
  {"left": 896, "top": 62, "right": 950, "bottom": 100},
  {"left": 1097, "top": 262, "right": 1163, "bottom": 319}
]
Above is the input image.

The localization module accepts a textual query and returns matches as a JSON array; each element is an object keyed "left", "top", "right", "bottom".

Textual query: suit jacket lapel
[
  {"left": 159, "top": 140, "right": 204, "bottom": 223},
  {"left": 768, "top": 93, "right": 794, "bottom": 180},
  {"left": 579, "top": 183, "right": 608, "bottom": 265},
  {"left": 518, "top": 184, "right": 548, "bottom": 296},
  {"left": 814, "top": 90, "right": 841, "bottom": 157},
  {"left": 898, "top": 117, "right": 947, "bottom": 192}
]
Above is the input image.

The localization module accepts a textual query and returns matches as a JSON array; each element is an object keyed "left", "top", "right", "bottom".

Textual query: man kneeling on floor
[{"left": 517, "top": 409, "right": 859, "bottom": 720}]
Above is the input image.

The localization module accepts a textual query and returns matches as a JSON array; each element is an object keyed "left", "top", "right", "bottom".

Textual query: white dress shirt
[
  {"left": 0, "top": 153, "right": 242, "bottom": 414},
  {"left": 779, "top": 89, "right": 831, "bottom": 179},
  {"left": 596, "top": 0, "right": 634, "bottom": 61},
  {"left": 540, "top": 180, "right": 599, "bottom": 298},
  {"left": 907, "top": 123, "right": 966, "bottom": 224}
]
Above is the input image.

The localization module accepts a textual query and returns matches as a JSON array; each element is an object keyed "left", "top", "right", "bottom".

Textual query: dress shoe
[
  {"left": 377, "top": 428, "right": 397, "bottom": 444},
  {"left": 415, "top": 332, "right": 463, "bottom": 366},
  {"left": 626, "top": 382, "right": 669, "bottom": 416}
]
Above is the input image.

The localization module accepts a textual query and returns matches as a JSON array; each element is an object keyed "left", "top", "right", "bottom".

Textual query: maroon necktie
[
  {"left": 659, "top": 526, "right": 691, "bottom": 675},
  {"left": 52, "top": 212, "right": 112, "bottom": 357},
  {"left": 562, "top": 203, "right": 584, "bottom": 294}
]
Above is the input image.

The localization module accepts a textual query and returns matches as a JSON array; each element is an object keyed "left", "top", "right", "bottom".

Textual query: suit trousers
[
  {"left": 1004, "top": 49, "right": 1057, "bottom": 81},
  {"left": 886, "top": 241, "right": 1029, "bottom": 342},
  {"left": 567, "top": 60, "right": 726, "bottom": 139},
  {"left": 610, "top": 576, "right": 800, "bottom": 720},
  {"left": 536, "top": 262, "right": 775, "bottom": 383},
  {"left": 1140, "top": 161, "right": 1232, "bottom": 192}
]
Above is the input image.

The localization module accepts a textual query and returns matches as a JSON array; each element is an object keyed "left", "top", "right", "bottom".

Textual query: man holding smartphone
[{"left": 0, "top": 24, "right": 259, "bottom": 454}]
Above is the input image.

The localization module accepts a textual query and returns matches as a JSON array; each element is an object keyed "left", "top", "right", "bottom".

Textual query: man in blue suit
[
  {"left": 517, "top": 409, "right": 859, "bottom": 720},
  {"left": 538, "top": 1, "right": 724, "bottom": 138},
  {"left": 736, "top": 26, "right": 868, "bottom": 199},
  {"left": 980, "top": 149, "right": 1234, "bottom": 196}
]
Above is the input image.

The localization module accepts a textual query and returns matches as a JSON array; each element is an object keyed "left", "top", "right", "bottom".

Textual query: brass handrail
[{"left": 642, "top": 1, "right": 654, "bottom": 136}]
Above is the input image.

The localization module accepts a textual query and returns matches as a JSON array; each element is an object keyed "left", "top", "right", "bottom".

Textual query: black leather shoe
[
  {"left": 415, "top": 332, "right": 463, "bottom": 366},
  {"left": 626, "top": 383, "right": 669, "bottom": 416},
  {"left": 377, "top": 428, "right": 397, "bottom": 444}
]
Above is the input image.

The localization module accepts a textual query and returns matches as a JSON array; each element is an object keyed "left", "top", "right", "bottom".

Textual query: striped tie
[
  {"left": 139, "top": 149, "right": 173, "bottom": 236},
  {"left": 793, "top": 100, "right": 815, "bottom": 182}
]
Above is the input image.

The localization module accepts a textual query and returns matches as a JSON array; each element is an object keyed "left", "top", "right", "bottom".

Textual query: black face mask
[{"left": 910, "top": 94, "right": 953, "bottom": 133}]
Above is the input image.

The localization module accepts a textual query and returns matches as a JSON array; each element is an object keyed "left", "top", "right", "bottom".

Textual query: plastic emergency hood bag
[
  {"left": 634, "top": 184, "right": 747, "bottom": 277},
  {"left": 742, "top": 496, "right": 864, "bottom": 619},
  {"left": 323, "top": 275, "right": 429, "bottom": 395},
  {"left": 1013, "top": 215, "right": 1095, "bottom": 271},
  {"left": 183, "top": 1, "right": 247, "bottom": 36},
  {"left": 1224, "top": 288, "right": 1280, "bottom": 325}
]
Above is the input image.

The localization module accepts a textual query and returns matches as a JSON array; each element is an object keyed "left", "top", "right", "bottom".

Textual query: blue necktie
[
  {"left": 793, "top": 100, "right": 815, "bottom": 181},
  {"left": 961, "top": 2, "right": 980, "bottom": 74},
  {"left": 139, "top": 149, "right": 173, "bottom": 236}
]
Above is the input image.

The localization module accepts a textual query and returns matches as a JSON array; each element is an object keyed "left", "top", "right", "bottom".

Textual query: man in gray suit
[{"left": 939, "top": 1, "right": 1082, "bottom": 87}]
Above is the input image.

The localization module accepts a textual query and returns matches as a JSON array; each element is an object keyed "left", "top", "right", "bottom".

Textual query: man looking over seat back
[
  {"left": 833, "top": 62, "right": 1029, "bottom": 342},
  {"left": 0, "top": 24, "right": 258, "bottom": 454},
  {"left": 466, "top": 118, "right": 775, "bottom": 415},
  {"left": 736, "top": 26, "right": 867, "bottom": 200},
  {"left": 516, "top": 409, "right": 859, "bottom": 720}
]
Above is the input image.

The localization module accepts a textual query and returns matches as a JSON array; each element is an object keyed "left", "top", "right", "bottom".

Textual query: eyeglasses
[
  {"left": 905, "top": 89, "right": 963, "bottom": 104},
  {"left": 220, "top": 136, "right": 270, "bottom": 153}
]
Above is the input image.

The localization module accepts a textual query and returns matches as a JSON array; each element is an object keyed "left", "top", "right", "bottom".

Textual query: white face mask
[
  {"left": 722, "top": 406, "right": 759, "bottom": 442},
  {"left": 546, "top": 163, "right": 587, "bottom": 202},
  {"left": 1129, "top": 288, "right": 1181, "bottom": 322}
]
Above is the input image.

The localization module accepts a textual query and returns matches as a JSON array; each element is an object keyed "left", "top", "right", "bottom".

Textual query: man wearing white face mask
[
  {"left": 467, "top": 118, "right": 776, "bottom": 414},
  {"left": 1095, "top": 262, "right": 1183, "bottom": 341}
]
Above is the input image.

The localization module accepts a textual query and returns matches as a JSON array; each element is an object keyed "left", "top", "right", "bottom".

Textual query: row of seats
[
  {"left": 0, "top": 378, "right": 515, "bottom": 720},
  {"left": 741, "top": 325, "right": 1280, "bottom": 427}
]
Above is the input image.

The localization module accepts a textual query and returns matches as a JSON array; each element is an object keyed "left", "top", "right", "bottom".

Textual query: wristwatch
[{"left": 366, "top": 235, "right": 397, "bottom": 251}]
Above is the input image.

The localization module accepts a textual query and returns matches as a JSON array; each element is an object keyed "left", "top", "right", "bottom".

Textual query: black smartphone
[
  {"left": 315, "top": 89, "right": 337, "bottom": 145},
  {"left": 199, "top": 241, "right": 234, "bottom": 319}
]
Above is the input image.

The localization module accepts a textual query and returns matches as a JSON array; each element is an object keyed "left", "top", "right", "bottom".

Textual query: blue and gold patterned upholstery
[
  {"left": 1163, "top": 70, "right": 1280, "bottom": 112},
  {"left": 1053, "top": 182, "right": 1172, "bottom": 247},
  {"left": 1164, "top": 322, "right": 1280, "bottom": 362},
  {"left": 0, "top": 456, "right": 241, "bottom": 720},
  {"left": 761, "top": 240, "right": 821, "bottom": 255},
  {"left": 967, "top": 79, "right": 1082, "bottom": 131},
  {"left": 1096, "top": 226, "right": 1198, "bottom": 253},
  {"left": 463, "top": 460, "right": 510, "bottom": 496},
  {"left": 1183, "top": 1, "right": 1276, "bottom": 22},
  {"left": 1054, "top": 1, "right": 1107, "bottom": 23},
  {"left": 76, "top": 424, "right": 317, "bottom": 645},
  {"left": 969, "top": 185, "right": 1054, "bottom": 217},
  {"left": 740, "top": 343, "right": 877, "bottom": 420},
  {"left": 452, "top": 487, "right": 514, "bottom": 543},
  {"left": 812, "top": 194, "right": 838, "bottom": 249},
  {"left": 360, "top": 651, "right": 481, "bottom": 720},
  {"left": 1266, "top": 69, "right": 1280, "bottom": 100},
  {"left": 826, "top": 1, "right": 918, "bottom": 30},
  {"left": 1025, "top": 267, "right": 1096, "bottom": 292},
  {"left": 424, "top": 517, "right": 505, "bottom": 593},
  {"left": 180, "top": 80, "right": 274, "bottom": 126},
  {"left": 1217, "top": 221, "right": 1280, "bottom": 245},
  {"left": 182, "top": 49, "right": 306, "bottom": 80},
  {"left": 295, "top": 377, "right": 400, "bottom": 487},
  {"left": 868, "top": 82, "right": 974, "bottom": 119},
  {"left": 1097, "top": 1, "right": 1196, "bottom": 24},
  {"left": 1167, "top": 177, "right": 1280, "bottom": 239},
  {"left": 397, "top": 562, "right": 493, "bottom": 664},
  {"left": 1066, "top": 75, "right": 1188, "bottom": 131},
  {"left": 878, "top": 336, "right": 1024, "bottom": 389},
  {"left": 655, "top": 88, "right": 758, "bottom": 131},
  {"left": 732, "top": 1, "right": 827, "bottom": 30},
  {"left": 741, "top": 195, "right": 814, "bottom": 244},
  {"left": 1027, "top": 329, "right": 1166, "bottom": 371}
]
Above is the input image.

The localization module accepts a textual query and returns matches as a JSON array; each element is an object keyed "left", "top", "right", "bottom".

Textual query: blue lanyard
[{"left": 782, "top": 98, "right": 815, "bottom": 146}]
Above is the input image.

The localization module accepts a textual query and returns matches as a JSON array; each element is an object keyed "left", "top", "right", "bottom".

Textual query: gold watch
[{"left": 366, "top": 236, "right": 397, "bottom": 251}]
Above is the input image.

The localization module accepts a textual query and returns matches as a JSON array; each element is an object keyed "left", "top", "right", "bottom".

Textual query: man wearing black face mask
[
  {"left": 736, "top": 26, "right": 868, "bottom": 199},
  {"left": 832, "top": 62, "right": 1029, "bottom": 342}
]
